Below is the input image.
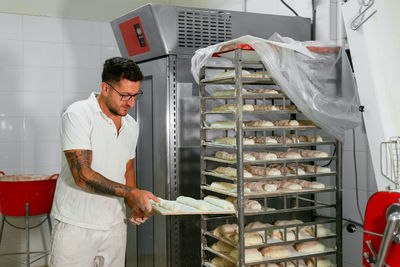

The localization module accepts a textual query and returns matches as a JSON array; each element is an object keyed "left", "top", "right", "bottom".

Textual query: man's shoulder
[{"left": 63, "top": 98, "right": 93, "bottom": 117}]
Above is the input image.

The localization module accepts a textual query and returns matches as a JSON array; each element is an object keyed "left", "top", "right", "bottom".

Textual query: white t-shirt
[{"left": 51, "top": 93, "right": 139, "bottom": 230}]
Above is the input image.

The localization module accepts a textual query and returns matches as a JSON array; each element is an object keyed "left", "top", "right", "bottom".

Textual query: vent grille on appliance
[{"left": 178, "top": 8, "right": 232, "bottom": 48}]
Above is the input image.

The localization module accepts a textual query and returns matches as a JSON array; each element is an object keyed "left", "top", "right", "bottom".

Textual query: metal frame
[
  {"left": 0, "top": 204, "right": 52, "bottom": 267},
  {"left": 199, "top": 48, "right": 342, "bottom": 266}
]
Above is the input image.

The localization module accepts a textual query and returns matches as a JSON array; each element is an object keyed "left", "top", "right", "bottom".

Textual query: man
[{"left": 50, "top": 57, "right": 159, "bottom": 267}]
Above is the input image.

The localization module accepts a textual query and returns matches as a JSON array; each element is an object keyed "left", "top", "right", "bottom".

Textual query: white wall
[{"left": 0, "top": 13, "right": 120, "bottom": 267}]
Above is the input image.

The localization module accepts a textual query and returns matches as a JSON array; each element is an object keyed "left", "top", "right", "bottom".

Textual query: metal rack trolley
[{"left": 199, "top": 46, "right": 342, "bottom": 266}]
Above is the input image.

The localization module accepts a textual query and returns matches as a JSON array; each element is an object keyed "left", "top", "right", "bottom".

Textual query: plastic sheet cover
[{"left": 191, "top": 34, "right": 361, "bottom": 141}]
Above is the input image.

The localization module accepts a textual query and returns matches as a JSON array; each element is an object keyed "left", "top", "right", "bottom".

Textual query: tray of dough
[
  {"left": 150, "top": 197, "right": 236, "bottom": 215},
  {"left": 201, "top": 185, "right": 336, "bottom": 198},
  {"left": 202, "top": 171, "right": 336, "bottom": 182},
  {"left": 204, "top": 246, "right": 336, "bottom": 265},
  {"left": 203, "top": 156, "right": 336, "bottom": 165}
]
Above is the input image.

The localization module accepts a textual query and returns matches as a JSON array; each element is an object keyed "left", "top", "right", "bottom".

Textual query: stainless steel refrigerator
[{"left": 111, "top": 4, "right": 311, "bottom": 266}]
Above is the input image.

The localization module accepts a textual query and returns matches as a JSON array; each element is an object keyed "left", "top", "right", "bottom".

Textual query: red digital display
[{"left": 119, "top": 16, "right": 150, "bottom": 57}]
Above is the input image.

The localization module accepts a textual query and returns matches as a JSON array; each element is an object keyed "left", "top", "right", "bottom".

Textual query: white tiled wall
[{"left": 0, "top": 13, "right": 120, "bottom": 267}]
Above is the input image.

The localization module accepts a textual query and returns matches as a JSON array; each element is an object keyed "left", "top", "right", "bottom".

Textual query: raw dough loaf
[
  {"left": 158, "top": 199, "right": 181, "bottom": 211},
  {"left": 297, "top": 164, "right": 331, "bottom": 174},
  {"left": 247, "top": 151, "right": 278, "bottom": 160},
  {"left": 244, "top": 182, "right": 266, "bottom": 192},
  {"left": 294, "top": 179, "right": 325, "bottom": 189},
  {"left": 215, "top": 151, "right": 257, "bottom": 161},
  {"left": 296, "top": 135, "right": 323, "bottom": 143},
  {"left": 247, "top": 89, "right": 279, "bottom": 94},
  {"left": 232, "top": 232, "right": 264, "bottom": 246},
  {"left": 213, "top": 166, "right": 253, "bottom": 178},
  {"left": 272, "top": 120, "right": 299, "bottom": 126},
  {"left": 212, "top": 104, "right": 254, "bottom": 112},
  {"left": 252, "top": 136, "right": 279, "bottom": 144},
  {"left": 176, "top": 196, "right": 210, "bottom": 210},
  {"left": 263, "top": 150, "right": 302, "bottom": 159},
  {"left": 225, "top": 197, "right": 263, "bottom": 211},
  {"left": 211, "top": 240, "right": 235, "bottom": 253},
  {"left": 213, "top": 224, "right": 238, "bottom": 238},
  {"left": 299, "top": 225, "right": 332, "bottom": 238},
  {"left": 230, "top": 248, "right": 264, "bottom": 263},
  {"left": 260, "top": 245, "right": 294, "bottom": 259},
  {"left": 279, "top": 181, "right": 303, "bottom": 190},
  {"left": 212, "top": 89, "right": 248, "bottom": 97},
  {"left": 210, "top": 121, "right": 236, "bottom": 129},
  {"left": 287, "top": 148, "right": 328, "bottom": 158},
  {"left": 295, "top": 241, "right": 326, "bottom": 253},
  {"left": 213, "top": 137, "right": 255, "bottom": 145},
  {"left": 245, "top": 221, "right": 272, "bottom": 239},
  {"left": 244, "top": 165, "right": 281, "bottom": 177},
  {"left": 253, "top": 105, "right": 280, "bottom": 111},
  {"left": 306, "top": 257, "right": 334, "bottom": 267},
  {"left": 204, "top": 196, "right": 235, "bottom": 210},
  {"left": 269, "top": 164, "right": 306, "bottom": 175},
  {"left": 244, "top": 120, "right": 274, "bottom": 127},
  {"left": 210, "top": 257, "right": 235, "bottom": 267},
  {"left": 273, "top": 219, "right": 304, "bottom": 241}
]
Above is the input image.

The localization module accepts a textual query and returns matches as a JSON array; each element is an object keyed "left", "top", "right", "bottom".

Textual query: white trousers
[{"left": 50, "top": 220, "right": 127, "bottom": 267}]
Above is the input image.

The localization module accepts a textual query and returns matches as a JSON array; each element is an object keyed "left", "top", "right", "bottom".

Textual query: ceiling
[{"left": 0, "top": 0, "right": 241, "bottom": 22}]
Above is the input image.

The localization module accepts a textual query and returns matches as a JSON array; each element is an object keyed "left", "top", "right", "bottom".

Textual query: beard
[{"left": 105, "top": 97, "right": 131, "bottom": 116}]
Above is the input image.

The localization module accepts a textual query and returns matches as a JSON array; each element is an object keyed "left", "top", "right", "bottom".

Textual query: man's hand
[{"left": 126, "top": 189, "right": 159, "bottom": 225}]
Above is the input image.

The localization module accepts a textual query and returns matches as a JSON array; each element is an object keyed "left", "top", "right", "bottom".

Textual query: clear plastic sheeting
[{"left": 191, "top": 34, "right": 361, "bottom": 141}]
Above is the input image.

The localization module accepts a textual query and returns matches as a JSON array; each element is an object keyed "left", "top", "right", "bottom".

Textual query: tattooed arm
[{"left": 64, "top": 149, "right": 159, "bottom": 215}]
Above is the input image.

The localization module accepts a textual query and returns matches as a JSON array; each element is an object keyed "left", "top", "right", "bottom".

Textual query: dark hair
[{"left": 102, "top": 57, "right": 143, "bottom": 83}]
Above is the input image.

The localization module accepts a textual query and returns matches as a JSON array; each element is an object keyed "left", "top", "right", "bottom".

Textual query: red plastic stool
[{"left": 0, "top": 171, "right": 59, "bottom": 267}]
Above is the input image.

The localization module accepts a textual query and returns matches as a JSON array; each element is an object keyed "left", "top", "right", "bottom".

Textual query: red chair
[{"left": 0, "top": 171, "right": 59, "bottom": 267}]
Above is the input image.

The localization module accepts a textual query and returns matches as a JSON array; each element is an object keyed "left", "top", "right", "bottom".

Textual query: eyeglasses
[{"left": 105, "top": 82, "right": 143, "bottom": 101}]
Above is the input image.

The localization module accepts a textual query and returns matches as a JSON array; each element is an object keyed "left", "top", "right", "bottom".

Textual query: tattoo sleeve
[{"left": 64, "top": 150, "right": 132, "bottom": 198}]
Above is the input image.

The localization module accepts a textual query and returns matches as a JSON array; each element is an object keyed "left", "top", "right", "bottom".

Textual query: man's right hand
[{"left": 127, "top": 188, "right": 159, "bottom": 215}]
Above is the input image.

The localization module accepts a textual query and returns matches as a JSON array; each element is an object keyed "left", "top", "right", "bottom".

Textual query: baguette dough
[
  {"left": 210, "top": 182, "right": 251, "bottom": 193},
  {"left": 176, "top": 196, "right": 210, "bottom": 211},
  {"left": 232, "top": 232, "right": 264, "bottom": 246},
  {"left": 260, "top": 245, "right": 294, "bottom": 259},
  {"left": 204, "top": 196, "right": 235, "bottom": 210},
  {"left": 297, "top": 164, "right": 331, "bottom": 174},
  {"left": 252, "top": 136, "right": 279, "bottom": 144},
  {"left": 230, "top": 248, "right": 264, "bottom": 263},
  {"left": 295, "top": 241, "right": 326, "bottom": 253},
  {"left": 158, "top": 199, "right": 181, "bottom": 211},
  {"left": 213, "top": 166, "right": 253, "bottom": 178},
  {"left": 213, "top": 137, "right": 255, "bottom": 145},
  {"left": 245, "top": 221, "right": 272, "bottom": 239}
]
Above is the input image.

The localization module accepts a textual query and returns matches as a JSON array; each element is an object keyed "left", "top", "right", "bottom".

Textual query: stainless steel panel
[
  {"left": 126, "top": 57, "right": 169, "bottom": 267},
  {"left": 111, "top": 4, "right": 311, "bottom": 61}
]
